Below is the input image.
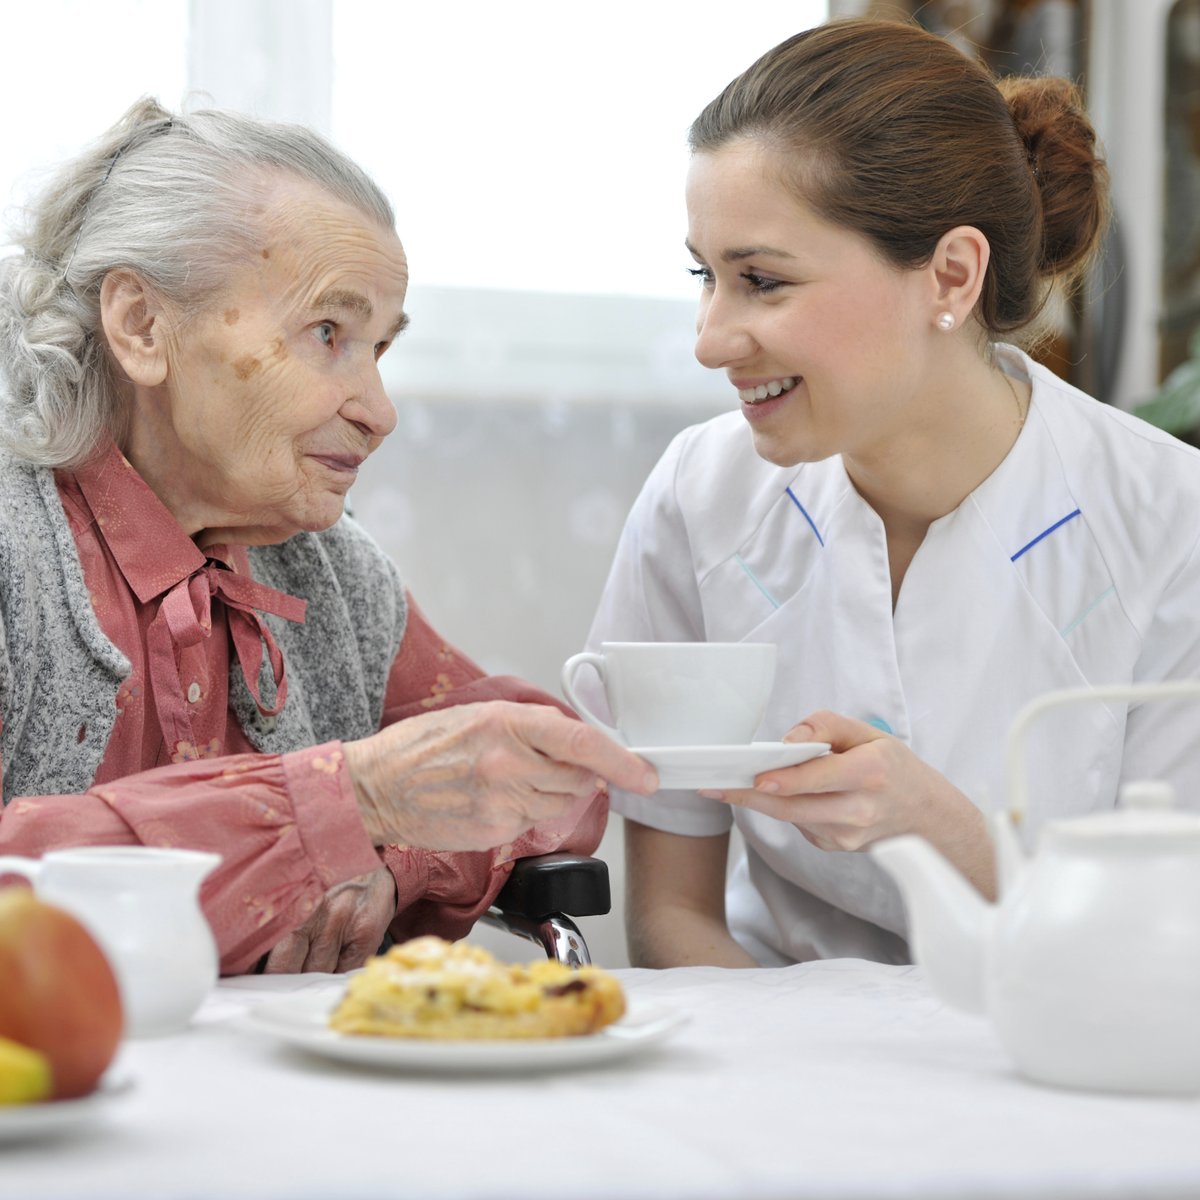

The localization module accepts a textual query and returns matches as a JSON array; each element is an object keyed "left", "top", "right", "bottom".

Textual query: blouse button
[{"left": 187, "top": 682, "right": 202, "bottom": 704}]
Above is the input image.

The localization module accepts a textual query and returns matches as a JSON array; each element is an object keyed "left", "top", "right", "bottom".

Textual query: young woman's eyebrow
[{"left": 684, "top": 239, "right": 796, "bottom": 263}]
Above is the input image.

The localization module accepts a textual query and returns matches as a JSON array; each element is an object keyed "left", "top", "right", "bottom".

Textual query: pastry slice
[{"left": 328, "top": 935, "right": 626, "bottom": 1039}]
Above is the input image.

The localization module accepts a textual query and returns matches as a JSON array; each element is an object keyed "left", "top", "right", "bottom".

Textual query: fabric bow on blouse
[
  {"left": 147, "top": 559, "right": 307, "bottom": 758},
  {"left": 55, "top": 441, "right": 309, "bottom": 773}
]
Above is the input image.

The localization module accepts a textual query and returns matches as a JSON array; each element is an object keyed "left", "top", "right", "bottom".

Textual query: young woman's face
[{"left": 685, "top": 140, "right": 933, "bottom": 469}]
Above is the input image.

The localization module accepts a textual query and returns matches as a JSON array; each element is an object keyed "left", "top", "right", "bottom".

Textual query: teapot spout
[{"left": 870, "top": 836, "right": 994, "bottom": 1015}]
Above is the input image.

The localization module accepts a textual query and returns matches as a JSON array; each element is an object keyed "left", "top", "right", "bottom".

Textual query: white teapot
[
  {"left": 871, "top": 680, "right": 1200, "bottom": 1095},
  {"left": 0, "top": 846, "right": 221, "bottom": 1038}
]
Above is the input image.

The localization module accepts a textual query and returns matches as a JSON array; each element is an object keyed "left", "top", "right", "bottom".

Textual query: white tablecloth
[{"left": 5, "top": 959, "right": 1199, "bottom": 1200}]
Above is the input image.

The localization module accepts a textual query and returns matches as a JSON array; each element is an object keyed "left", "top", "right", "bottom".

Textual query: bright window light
[
  {"left": 0, "top": 1, "right": 188, "bottom": 248},
  {"left": 1, "top": 1, "right": 827, "bottom": 302},
  {"left": 331, "top": 1, "right": 827, "bottom": 300}
]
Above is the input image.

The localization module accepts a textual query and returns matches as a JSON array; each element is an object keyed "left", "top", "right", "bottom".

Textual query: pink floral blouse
[{"left": 0, "top": 443, "right": 604, "bottom": 974}]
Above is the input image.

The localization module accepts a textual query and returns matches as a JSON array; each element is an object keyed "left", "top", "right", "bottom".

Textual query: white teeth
[{"left": 737, "top": 376, "right": 796, "bottom": 404}]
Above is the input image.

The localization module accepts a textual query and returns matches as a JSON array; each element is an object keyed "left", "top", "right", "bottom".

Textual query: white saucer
[
  {"left": 238, "top": 989, "right": 687, "bottom": 1074},
  {"left": 0, "top": 1072, "right": 133, "bottom": 1143},
  {"left": 631, "top": 741, "right": 830, "bottom": 790}
]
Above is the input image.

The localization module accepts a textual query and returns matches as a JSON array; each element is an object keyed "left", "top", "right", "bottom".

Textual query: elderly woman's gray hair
[{"left": 0, "top": 97, "right": 395, "bottom": 468}]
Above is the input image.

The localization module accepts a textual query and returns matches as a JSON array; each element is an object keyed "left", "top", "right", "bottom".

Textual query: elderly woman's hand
[
  {"left": 701, "top": 711, "right": 995, "bottom": 897},
  {"left": 261, "top": 866, "right": 397, "bottom": 974},
  {"left": 344, "top": 701, "right": 658, "bottom": 852}
]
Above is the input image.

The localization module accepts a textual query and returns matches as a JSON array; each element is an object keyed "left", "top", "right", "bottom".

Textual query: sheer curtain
[
  {"left": 1, "top": 0, "right": 828, "bottom": 965},
  {"left": 327, "top": 3, "right": 828, "bottom": 965}
]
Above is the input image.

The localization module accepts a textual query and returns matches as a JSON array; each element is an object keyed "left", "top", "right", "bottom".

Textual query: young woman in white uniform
[{"left": 586, "top": 19, "right": 1200, "bottom": 968}]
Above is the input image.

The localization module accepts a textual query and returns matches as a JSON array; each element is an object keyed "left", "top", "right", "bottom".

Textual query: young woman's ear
[
  {"left": 928, "top": 225, "right": 991, "bottom": 331},
  {"left": 99, "top": 269, "right": 171, "bottom": 388}
]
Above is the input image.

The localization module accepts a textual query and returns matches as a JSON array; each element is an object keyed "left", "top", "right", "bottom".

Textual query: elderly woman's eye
[{"left": 316, "top": 322, "right": 336, "bottom": 346}]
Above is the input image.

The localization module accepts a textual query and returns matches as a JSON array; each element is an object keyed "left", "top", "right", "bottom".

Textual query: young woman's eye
[
  {"left": 741, "top": 272, "right": 785, "bottom": 294},
  {"left": 316, "top": 321, "right": 336, "bottom": 347},
  {"left": 687, "top": 266, "right": 714, "bottom": 287}
]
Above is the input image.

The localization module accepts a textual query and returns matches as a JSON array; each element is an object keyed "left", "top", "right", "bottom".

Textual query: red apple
[{"left": 0, "top": 888, "right": 123, "bottom": 1099}]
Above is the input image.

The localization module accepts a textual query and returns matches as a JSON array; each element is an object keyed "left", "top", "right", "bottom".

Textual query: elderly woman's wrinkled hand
[
  {"left": 261, "top": 866, "right": 397, "bottom": 974},
  {"left": 345, "top": 701, "right": 658, "bottom": 851}
]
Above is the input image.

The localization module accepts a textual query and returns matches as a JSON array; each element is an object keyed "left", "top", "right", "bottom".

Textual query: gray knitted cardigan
[{"left": 0, "top": 448, "right": 408, "bottom": 803}]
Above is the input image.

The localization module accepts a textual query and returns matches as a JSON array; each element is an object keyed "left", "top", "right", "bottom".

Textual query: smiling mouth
[{"left": 738, "top": 376, "right": 798, "bottom": 405}]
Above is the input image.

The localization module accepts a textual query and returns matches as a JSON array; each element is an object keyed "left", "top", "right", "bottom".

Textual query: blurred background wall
[{"left": 2, "top": 0, "right": 1190, "bottom": 966}]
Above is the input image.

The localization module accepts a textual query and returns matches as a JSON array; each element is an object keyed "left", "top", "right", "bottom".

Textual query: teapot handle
[{"left": 1006, "top": 679, "right": 1200, "bottom": 826}]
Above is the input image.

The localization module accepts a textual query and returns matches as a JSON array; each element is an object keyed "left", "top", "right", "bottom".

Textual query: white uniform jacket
[{"left": 593, "top": 349, "right": 1200, "bottom": 965}]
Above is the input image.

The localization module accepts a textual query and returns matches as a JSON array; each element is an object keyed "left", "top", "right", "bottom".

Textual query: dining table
[{"left": 4, "top": 956, "right": 1199, "bottom": 1200}]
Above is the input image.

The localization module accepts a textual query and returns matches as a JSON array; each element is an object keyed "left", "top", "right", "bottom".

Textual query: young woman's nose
[{"left": 693, "top": 290, "right": 755, "bottom": 370}]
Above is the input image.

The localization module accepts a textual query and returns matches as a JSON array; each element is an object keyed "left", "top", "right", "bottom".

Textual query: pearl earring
[{"left": 936, "top": 311, "right": 956, "bottom": 332}]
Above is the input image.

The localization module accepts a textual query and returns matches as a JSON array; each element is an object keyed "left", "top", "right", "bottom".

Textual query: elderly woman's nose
[
  {"left": 694, "top": 291, "right": 754, "bottom": 371},
  {"left": 344, "top": 363, "right": 398, "bottom": 437}
]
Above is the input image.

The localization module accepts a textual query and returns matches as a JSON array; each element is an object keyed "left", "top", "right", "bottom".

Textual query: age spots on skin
[
  {"left": 233, "top": 355, "right": 262, "bottom": 380},
  {"left": 260, "top": 248, "right": 271, "bottom": 259},
  {"left": 267, "top": 336, "right": 288, "bottom": 360},
  {"left": 224, "top": 308, "right": 240, "bottom": 325}
]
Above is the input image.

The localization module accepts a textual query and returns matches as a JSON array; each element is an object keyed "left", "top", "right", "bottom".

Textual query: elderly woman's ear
[{"left": 100, "top": 269, "right": 171, "bottom": 388}]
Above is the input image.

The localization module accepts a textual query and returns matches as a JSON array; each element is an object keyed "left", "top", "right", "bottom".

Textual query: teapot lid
[{"left": 1044, "top": 781, "right": 1200, "bottom": 844}]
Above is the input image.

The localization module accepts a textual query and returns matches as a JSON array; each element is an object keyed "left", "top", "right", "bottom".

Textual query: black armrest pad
[{"left": 492, "top": 853, "right": 611, "bottom": 920}]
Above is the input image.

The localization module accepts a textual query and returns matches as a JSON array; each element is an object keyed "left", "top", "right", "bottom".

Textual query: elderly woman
[{"left": 0, "top": 98, "right": 656, "bottom": 975}]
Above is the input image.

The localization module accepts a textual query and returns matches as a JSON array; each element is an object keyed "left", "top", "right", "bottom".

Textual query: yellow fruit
[
  {"left": 0, "top": 1035, "right": 52, "bottom": 1105},
  {"left": 0, "top": 889, "right": 123, "bottom": 1098}
]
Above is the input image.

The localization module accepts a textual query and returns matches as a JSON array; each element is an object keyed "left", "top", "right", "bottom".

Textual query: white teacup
[
  {"left": 0, "top": 846, "right": 221, "bottom": 1038},
  {"left": 561, "top": 641, "right": 776, "bottom": 747}
]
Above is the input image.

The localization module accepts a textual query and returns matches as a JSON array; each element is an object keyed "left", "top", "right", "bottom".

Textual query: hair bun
[{"left": 1000, "top": 74, "right": 1109, "bottom": 280}]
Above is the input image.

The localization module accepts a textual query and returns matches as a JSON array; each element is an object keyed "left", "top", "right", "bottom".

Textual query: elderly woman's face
[{"left": 137, "top": 177, "right": 408, "bottom": 547}]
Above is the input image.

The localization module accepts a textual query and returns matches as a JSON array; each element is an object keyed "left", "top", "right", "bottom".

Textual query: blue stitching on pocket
[
  {"left": 1058, "top": 585, "right": 1116, "bottom": 637},
  {"left": 734, "top": 553, "right": 781, "bottom": 609}
]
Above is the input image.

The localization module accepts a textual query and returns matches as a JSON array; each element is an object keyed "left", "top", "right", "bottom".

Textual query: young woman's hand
[{"left": 701, "top": 711, "right": 995, "bottom": 897}]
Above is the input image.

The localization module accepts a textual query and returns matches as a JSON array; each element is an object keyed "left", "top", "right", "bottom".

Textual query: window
[
  {"left": 0, "top": 0, "right": 827, "bottom": 967},
  {"left": 0, "top": 1, "right": 188, "bottom": 250},
  {"left": 331, "top": 2, "right": 825, "bottom": 301}
]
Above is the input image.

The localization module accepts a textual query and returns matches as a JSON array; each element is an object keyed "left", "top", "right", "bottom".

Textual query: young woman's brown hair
[{"left": 688, "top": 17, "right": 1109, "bottom": 339}]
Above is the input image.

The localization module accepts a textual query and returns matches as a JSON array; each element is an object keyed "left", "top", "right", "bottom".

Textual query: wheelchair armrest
[{"left": 491, "top": 852, "right": 611, "bottom": 920}]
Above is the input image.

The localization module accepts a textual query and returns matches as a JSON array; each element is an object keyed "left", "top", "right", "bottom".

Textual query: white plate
[
  {"left": 632, "top": 741, "right": 831, "bottom": 790},
  {"left": 238, "top": 989, "right": 687, "bottom": 1074},
  {"left": 0, "top": 1072, "right": 133, "bottom": 1143}
]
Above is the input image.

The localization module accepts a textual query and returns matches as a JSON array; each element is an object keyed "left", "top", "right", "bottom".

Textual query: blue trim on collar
[
  {"left": 1010, "top": 508, "right": 1081, "bottom": 562},
  {"left": 786, "top": 487, "right": 825, "bottom": 547}
]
